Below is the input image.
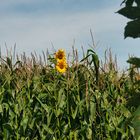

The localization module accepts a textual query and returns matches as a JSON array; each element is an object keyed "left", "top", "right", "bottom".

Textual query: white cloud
[
  {"left": 2, "top": 3, "right": 139, "bottom": 70},
  {"left": 0, "top": 5, "right": 126, "bottom": 54}
]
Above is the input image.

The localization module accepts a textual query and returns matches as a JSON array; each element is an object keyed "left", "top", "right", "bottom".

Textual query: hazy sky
[{"left": 0, "top": 0, "right": 140, "bottom": 69}]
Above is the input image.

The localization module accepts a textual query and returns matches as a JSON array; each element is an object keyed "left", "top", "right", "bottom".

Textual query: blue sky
[{"left": 0, "top": 0, "right": 140, "bottom": 69}]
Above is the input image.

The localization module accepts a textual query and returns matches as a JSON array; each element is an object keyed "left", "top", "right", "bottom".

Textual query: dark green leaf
[
  {"left": 124, "top": 19, "right": 140, "bottom": 38},
  {"left": 135, "top": 0, "right": 140, "bottom": 6},
  {"left": 117, "top": 7, "right": 140, "bottom": 19},
  {"left": 126, "top": 0, "right": 135, "bottom": 6},
  {"left": 127, "top": 57, "right": 140, "bottom": 67},
  {"left": 3, "top": 123, "right": 13, "bottom": 139}
]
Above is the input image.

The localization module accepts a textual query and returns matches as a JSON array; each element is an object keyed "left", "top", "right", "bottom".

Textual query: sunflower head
[
  {"left": 55, "top": 49, "right": 66, "bottom": 61},
  {"left": 56, "top": 59, "right": 67, "bottom": 73}
]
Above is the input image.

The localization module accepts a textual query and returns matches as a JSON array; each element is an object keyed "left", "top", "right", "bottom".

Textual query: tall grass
[{"left": 0, "top": 46, "right": 140, "bottom": 139}]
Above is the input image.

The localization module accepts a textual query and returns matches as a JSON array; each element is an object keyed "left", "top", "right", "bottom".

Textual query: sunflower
[
  {"left": 56, "top": 59, "right": 67, "bottom": 73},
  {"left": 55, "top": 49, "right": 66, "bottom": 61}
]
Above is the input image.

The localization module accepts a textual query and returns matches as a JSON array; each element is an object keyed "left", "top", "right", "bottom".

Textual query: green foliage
[
  {"left": 124, "top": 19, "right": 140, "bottom": 38},
  {"left": 131, "top": 106, "right": 140, "bottom": 140},
  {"left": 0, "top": 48, "right": 139, "bottom": 139},
  {"left": 127, "top": 57, "right": 140, "bottom": 68},
  {"left": 118, "top": 0, "right": 140, "bottom": 38},
  {"left": 118, "top": 3, "right": 140, "bottom": 137},
  {"left": 117, "top": 7, "right": 140, "bottom": 20}
]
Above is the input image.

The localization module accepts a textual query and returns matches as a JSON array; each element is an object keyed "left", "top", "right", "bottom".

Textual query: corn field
[{"left": 0, "top": 47, "right": 140, "bottom": 140}]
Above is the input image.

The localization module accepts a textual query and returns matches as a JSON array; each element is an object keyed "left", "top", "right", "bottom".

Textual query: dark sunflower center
[
  {"left": 59, "top": 63, "right": 64, "bottom": 69},
  {"left": 58, "top": 53, "right": 63, "bottom": 59}
]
